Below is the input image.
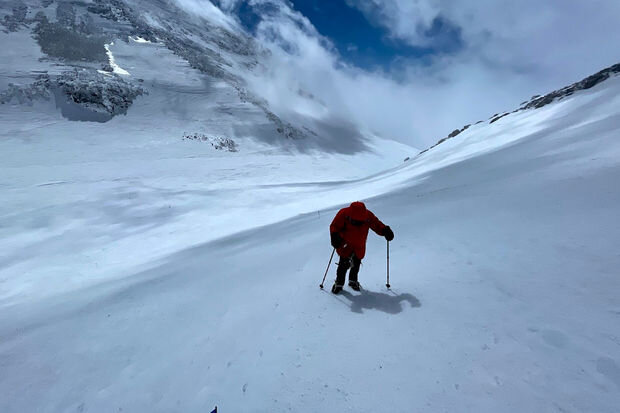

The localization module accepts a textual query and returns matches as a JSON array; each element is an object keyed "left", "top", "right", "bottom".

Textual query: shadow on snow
[{"left": 336, "top": 289, "right": 421, "bottom": 314}]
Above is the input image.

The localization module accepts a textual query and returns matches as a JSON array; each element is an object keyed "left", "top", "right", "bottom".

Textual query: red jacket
[{"left": 330, "top": 202, "right": 386, "bottom": 259}]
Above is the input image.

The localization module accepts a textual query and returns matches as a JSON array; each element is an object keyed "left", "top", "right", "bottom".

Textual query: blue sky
[
  {"left": 232, "top": 0, "right": 463, "bottom": 70},
  {"left": 289, "top": 0, "right": 432, "bottom": 69}
]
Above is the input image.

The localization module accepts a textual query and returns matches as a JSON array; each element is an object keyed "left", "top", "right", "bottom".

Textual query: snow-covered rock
[{"left": 1, "top": 0, "right": 369, "bottom": 151}]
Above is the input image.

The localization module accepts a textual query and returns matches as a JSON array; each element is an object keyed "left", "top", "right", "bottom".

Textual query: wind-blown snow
[
  {"left": 1, "top": 68, "right": 619, "bottom": 412},
  {"left": 0, "top": 31, "right": 412, "bottom": 305},
  {"left": 1, "top": 4, "right": 620, "bottom": 409}
]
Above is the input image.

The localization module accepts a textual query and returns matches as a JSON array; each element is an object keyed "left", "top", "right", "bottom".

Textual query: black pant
[{"left": 335, "top": 254, "right": 361, "bottom": 286}]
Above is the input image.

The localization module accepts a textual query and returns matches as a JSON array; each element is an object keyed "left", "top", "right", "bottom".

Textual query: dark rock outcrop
[
  {"left": 1, "top": 69, "right": 145, "bottom": 121},
  {"left": 419, "top": 124, "right": 471, "bottom": 155},
  {"left": 489, "top": 113, "right": 509, "bottom": 124},
  {"left": 182, "top": 133, "right": 239, "bottom": 152},
  {"left": 1, "top": 1, "right": 28, "bottom": 32},
  {"left": 520, "top": 64, "right": 620, "bottom": 110},
  {"left": 55, "top": 69, "right": 145, "bottom": 116}
]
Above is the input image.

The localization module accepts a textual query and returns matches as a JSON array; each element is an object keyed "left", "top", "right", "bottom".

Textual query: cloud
[
  {"left": 347, "top": 0, "right": 620, "bottom": 84},
  {"left": 345, "top": 0, "right": 442, "bottom": 47},
  {"left": 190, "top": 1, "right": 620, "bottom": 148},
  {"left": 173, "top": 0, "right": 238, "bottom": 30},
  {"left": 350, "top": 0, "right": 620, "bottom": 142}
]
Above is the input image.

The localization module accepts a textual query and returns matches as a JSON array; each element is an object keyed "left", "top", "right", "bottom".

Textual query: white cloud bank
[{"left": 198, "top": 0, "right": 620, "bottom": 147}]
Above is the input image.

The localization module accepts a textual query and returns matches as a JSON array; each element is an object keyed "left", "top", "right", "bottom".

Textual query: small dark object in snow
[{"left": 182, "top": 133, "right": 238, "bottom": 152}]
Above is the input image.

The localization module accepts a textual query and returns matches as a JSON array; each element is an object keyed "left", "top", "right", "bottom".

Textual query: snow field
[{"left": 1, "top": 24, "right": 620, "bottom": 412}]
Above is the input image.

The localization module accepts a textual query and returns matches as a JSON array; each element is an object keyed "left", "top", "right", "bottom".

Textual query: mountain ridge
[
  {"left": 420, "top": 62, "right": 620, "bottom": 155},
  {"left": 1, "top": 0, "right": 383, "bottom": 153}
]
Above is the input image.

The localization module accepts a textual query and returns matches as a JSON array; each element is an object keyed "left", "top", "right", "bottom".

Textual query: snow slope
[
  {"left": 0, "top": 0, "right": 384, "bottom": 152},
  {"left": 0, "top": 18, "right": 413, "bottom": 305},
  {"left": 2, "top": 65, "right": 620, "bottom": 413}
]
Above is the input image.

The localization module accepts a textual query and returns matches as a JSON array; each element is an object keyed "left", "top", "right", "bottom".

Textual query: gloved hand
[
  {"left": 383, "top": 226, "right": 394, "bottom": 241},
  {"left": 330, "top": 232, "right": 343, "bottom": 249}
]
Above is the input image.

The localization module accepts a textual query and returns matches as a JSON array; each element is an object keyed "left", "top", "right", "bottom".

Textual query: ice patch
[
  {"left": 104, "top": 42, "right": 130, "bottom": 76},
  {"left": 130, "top": 36, "right": 151, "bottom": 44}
]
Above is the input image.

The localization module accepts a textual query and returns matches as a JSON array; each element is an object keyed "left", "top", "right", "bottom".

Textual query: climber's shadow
[{"left": 339, "top": 289, "right": 421, "bottom": 314}]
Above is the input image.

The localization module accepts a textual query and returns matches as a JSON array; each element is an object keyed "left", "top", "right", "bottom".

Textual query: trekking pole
[
  {"left": 320, "top": 248, "right": 336, "bottom": 289},
  {"left": 386, "top": 240, "right": 391, "bottom": 289}
]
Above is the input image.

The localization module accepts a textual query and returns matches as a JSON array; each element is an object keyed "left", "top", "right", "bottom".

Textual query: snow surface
[
  {"left": 1, "top": 28, "right": 620, "bottom": 413},
  {"left": 104, "top": 42, "right": 131, "bottom": 76}
]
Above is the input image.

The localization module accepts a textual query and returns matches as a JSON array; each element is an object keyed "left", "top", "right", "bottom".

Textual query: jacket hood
[{"left": 349, "top": 201, "right": 367, "bottom": 220}]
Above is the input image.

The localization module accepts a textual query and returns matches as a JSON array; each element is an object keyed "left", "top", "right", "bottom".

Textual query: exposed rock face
[
  {"left": 1, "top": 0, "right": 313, "bottom": 141},
  {"left": 1, "top": 1, "right": 28, "bottom": 32},
  {"left": 55, "top": 69, "right": 145, "bottom": 116},
  {"left": 519, "top": 63, "right": 620, "bottom": 110},
  {"left": 33, "top": 14, "right": 109, "bottom": 63},
  {"left": 419, "top": 124, "right": 470, "bottom": 155},
  {"left": 1, "top": 70, "right": 145, "bottom": 120},
  {"left": 182, "top": 133, "right": 239, "bottom": 152},
  {"left": 448, "top": 126, "right": 469, "bottom": 138},
  {"left": 87, "top": 0, "right": 129, "bottom": 22},
  {"left": 489, "top": 113, "right": 509, "bottom": 124},
  {"left": 0, "top": 76, "right": 52, "bottom": 104}
]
